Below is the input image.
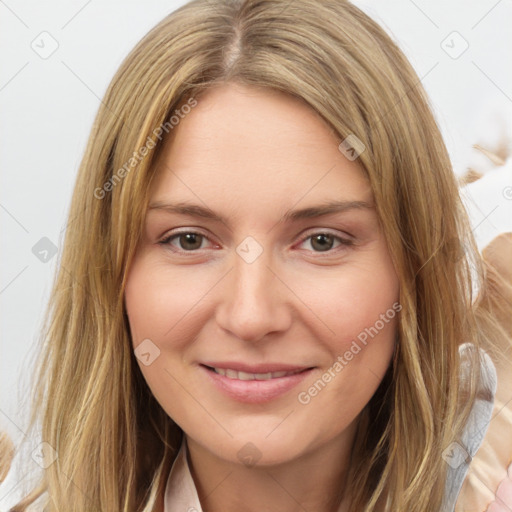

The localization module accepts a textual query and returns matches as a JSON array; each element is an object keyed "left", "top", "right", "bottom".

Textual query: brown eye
[
  {"left": 310, "top": 233, "right": 335, "bottom": 252},
  {"left": 298, "top": 231, "right": 354, "bottom": 254},
  {"left": 176, "top": 233, "right": 204, "bottom": 250},
  {"left": 159, "top": 231, "right": 211, "bottom": 252}
]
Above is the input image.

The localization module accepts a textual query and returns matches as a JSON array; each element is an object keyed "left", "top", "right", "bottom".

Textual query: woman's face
[{"left": 124, "top": 82, "right": 400, "bottom": 466}]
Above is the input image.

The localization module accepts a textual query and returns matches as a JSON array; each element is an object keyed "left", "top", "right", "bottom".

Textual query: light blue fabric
[{"left": 441, "top": 343, "right": 497, "bottom": 511}]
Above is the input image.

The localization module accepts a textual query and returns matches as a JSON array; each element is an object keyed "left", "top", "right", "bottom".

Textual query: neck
[{"left": 185, "top": 421, "right": 358, "bottom": 512}]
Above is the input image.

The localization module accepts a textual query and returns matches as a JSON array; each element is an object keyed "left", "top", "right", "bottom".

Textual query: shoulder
[{"left": 442, "top": 343, "right": 497, "bottom": 511}]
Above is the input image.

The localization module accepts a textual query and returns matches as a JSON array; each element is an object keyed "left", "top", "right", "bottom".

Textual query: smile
[
  {"left": 208, "top": 367, "right": 306, "bottom": 380},
  {"left": 200, "top": 363, "right": 315, "bottom": 403}
]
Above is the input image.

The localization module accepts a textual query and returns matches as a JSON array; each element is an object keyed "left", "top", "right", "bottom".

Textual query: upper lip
[{"left": 201, "top": 362, "right": 313, "bottom": 373}]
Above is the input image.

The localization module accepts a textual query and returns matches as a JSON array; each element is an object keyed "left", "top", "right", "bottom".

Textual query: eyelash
[{"left": 157, "top": 229, "right": 354, "bottom": 255}]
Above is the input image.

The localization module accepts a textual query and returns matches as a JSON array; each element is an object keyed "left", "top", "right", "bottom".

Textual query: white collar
[{"left": 164, "top": 436, "right": 203, "bottom": 512}]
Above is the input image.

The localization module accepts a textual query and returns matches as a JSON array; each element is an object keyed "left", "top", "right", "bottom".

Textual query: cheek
[
  {"left": 124, "top": 258, "right": 213, "bottom": 344},
  {"left": 124, "top": 258, "right": 220, "bottom": 410},
  {"left": 294, "top": 250, "right": 399, "bottom": 417},
  {"left": 124, "top": 259, "right": 207, "bottom": 423},
  {"left": 292, "top": 246, "right": 399, "bottom": 408},
  {"left": 297, "top": 249, "right": 399, "bottom": 348}
]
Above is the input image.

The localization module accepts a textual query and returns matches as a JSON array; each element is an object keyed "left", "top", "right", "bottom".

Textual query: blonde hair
[
  {"left": 11, "top": 1, "right": 504, "bottom": 510},
  {"left": 0, "top": 431, "right": 15, "bottom": 484}
]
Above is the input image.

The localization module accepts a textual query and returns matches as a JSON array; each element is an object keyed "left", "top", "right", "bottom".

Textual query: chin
[{"left": 206, "top": 429, "right": 318, "bottom": 468}]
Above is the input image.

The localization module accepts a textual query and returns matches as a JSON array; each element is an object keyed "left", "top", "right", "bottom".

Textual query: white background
[{"left": 1, "top": 0, "right": 511, "bottom": 507}]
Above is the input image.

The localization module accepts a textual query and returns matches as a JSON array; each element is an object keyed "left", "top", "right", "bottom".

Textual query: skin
[
  {"left": 480, "top": 233, "right": 512, "bottom": 512},
  {"left": 124, "top": 82, "right": 400, "bottom": 512},
  {"left": 486, "top": 464, "right": 512, "bottom": 512}
]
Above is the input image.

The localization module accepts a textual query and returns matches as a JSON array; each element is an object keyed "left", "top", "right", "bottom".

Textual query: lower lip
[{"left": 200, "top": 365, "right": 314, "bottom": 404}]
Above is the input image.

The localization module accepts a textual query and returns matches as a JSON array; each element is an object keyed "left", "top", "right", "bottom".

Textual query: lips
[
  {"left": 199, "top": 362, "right": 315, "bottom": 403},
  {"left": 209, "top": 367, "right": 305, "bottom": 380},
  {"left": 201, "top": 361, "right": 311, "bottom": 374},
  {"left": 203, "top": 364, "right": 308, "bottom": 381}
]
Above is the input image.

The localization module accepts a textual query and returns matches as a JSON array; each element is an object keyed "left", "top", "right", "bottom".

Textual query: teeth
[
  {"left": 225, "top": 369, "right": 238, "bottom": 379},
  {"left": 269, "top": 371, "right": 288, "bottom": 378},
  {"left": 255, "top": 372, "right": 273, "bottom": 380},
  {"left": 212, "top": 367, "right": 303, "bottom": 380}
]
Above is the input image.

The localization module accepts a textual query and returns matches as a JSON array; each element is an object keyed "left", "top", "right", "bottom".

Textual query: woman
[{"left": 9, "top": 0, "right": 507, "bottom": 510}]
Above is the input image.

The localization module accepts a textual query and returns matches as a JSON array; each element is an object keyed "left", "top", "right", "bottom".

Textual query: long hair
[{"left": 11, "top": 1, "right": 504, "bottom": 510}]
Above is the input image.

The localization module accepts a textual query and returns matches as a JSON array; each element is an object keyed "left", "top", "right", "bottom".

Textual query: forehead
[{"left": 150, "top": 83, "right": 371, "bottom": 212}]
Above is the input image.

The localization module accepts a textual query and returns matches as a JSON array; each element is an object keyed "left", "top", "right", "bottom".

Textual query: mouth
[
  {"left": 199, "top": 363, "right": 315, "bottom": 403},
  {"left": 202, "top": 365, "right": 309, "bottom": 381}
]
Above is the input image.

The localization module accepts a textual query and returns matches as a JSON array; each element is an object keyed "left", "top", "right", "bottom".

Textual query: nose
[{"left": 214, "top": 246, "right": 292, "bottom": 343}]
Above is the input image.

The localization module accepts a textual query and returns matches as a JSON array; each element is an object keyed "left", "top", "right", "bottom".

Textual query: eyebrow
[{"left": 148, "top": 199, "right": 374, "bottom": 225}]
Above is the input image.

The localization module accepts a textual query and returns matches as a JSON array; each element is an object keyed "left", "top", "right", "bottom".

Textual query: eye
[
  {"left": 157, "top": 229, "right": 354, "bottom": 255},
  {"left": 297, "top": 231, "right": 353, "bottom": 253},
  {"left": 158, "top": 230, "right": 215, "bottom": 252}
]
